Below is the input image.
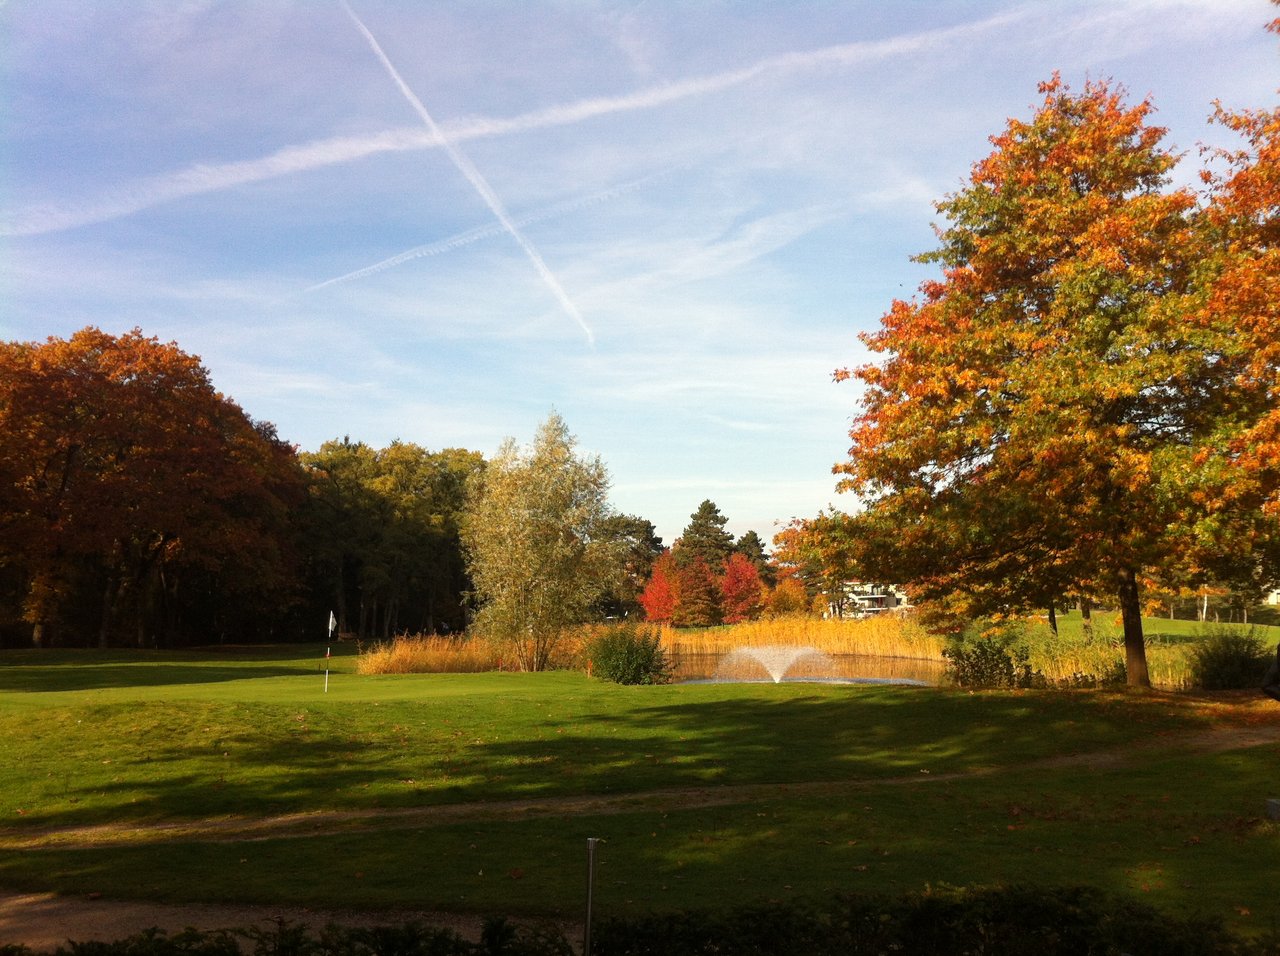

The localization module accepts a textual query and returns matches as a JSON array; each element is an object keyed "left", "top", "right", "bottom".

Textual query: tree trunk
[
  {"left": 99, "top": 575, "right": 117, "bottom": 649},
  {"left": 1047, "top": 604, "right": 1058, "bottom": 636},
  {"left": 1117, "top": 568, "right": 1150, "bottom": 688},
  {"left": 1079, "top": 598, "right": 1093, "bottom": 639},
  {"left": 31, "top": 622, "right": 45, "bottom": 649}
]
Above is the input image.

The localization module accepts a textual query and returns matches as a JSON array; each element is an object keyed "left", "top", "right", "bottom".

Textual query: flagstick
[{"left": 325, "top": 610, "right": 337, "bottom": 693}]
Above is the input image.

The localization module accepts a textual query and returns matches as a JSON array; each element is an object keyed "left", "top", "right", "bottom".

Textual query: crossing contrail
[
  {"left": 3, "top": 6, "right": 1037, "bottom": 238},
  {"left": 340, "top": 0, "right": 594, "bottom": 345}
]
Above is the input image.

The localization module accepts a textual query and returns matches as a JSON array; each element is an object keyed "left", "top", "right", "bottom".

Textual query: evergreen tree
[
  {"left": 676, "top": 500, "right": 734, "bottom": 568},
  {"left": 734, "top": 530, "right": 776, "bottom": 586}
]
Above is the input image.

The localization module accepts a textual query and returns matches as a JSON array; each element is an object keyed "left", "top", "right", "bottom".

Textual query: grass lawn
[{"left": 0, "top": 644, "right": 1277, "bottom": 936}]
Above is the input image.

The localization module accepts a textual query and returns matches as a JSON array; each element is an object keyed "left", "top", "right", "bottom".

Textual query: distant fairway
[{"left": 1, "top": 644, "right": 1277, "bottom": 935}]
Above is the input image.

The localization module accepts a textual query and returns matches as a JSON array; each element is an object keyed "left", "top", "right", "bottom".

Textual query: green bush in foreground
[
  {"left": 585, "top": 623, "right": 671, "bottom": 685},
  {"left": 7, "top": 888, "right": 1278, "bottom": 956},
  {"left": 1190, "top": 629, "right": 1273, "bottom": 690}
]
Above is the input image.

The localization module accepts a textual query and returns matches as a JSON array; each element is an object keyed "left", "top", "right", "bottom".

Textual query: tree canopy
[
  {"left": 836, "top": 77, "right": 1280, "bottom": 685},
  {"left": 0, "top": 327, "right": 306, "bottom": 647}
]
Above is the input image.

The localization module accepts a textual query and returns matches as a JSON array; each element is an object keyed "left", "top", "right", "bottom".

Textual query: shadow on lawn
[
  {"left": 0, "top": 649, "right": 327, "bottom": 692},
  {"left": 9, "top": 687, "right": 1209, "bottom": 833}
]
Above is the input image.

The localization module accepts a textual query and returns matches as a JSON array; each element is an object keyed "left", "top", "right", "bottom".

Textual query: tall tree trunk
[
  {"left": 1047, "top": 604, "right": 1058, "bottom": 636},
  {"left": 1079, "top": 597, "right": 1093, "bottom": 639},
  {"left": 1117, "top": 568, "right": 1150, "bottom": 688},
  {"left": 31, "top": 622, "right": 45, "bottom": 649},
  {"left": 99, "top": 575, "right": 117, "bottom": 649}
]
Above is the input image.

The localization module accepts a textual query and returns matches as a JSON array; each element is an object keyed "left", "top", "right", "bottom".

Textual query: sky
[{"left": 3, "top": 1, "right": 1277, "bottom": 547}]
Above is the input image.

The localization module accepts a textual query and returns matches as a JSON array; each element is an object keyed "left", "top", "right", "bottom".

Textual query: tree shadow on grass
[
  {"left": 4, "top": 686, "right": 1210, "bottom": 834},
  {"left": 0, "top": 647, "right": 337, "bottom": 692}
]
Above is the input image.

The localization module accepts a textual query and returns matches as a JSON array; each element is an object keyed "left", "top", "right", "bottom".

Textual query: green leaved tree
[{"left": 461, "top": 414, "right": 619, "bottom": 670}]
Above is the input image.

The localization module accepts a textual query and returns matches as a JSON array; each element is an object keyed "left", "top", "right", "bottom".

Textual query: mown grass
[{"left": 0, "top": 645, "right": 1277, "bottom": 937}]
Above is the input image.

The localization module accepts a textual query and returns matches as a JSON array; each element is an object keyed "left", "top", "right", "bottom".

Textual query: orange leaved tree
[
  {"left": 836, "top": 77, "right": 1280, "bottom": 687},
  {"left": 0, "top": 327, "right": 304, "bottom": 647}
]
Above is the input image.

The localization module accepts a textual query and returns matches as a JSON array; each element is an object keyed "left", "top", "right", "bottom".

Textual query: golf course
[{"left": 2, "top": 641, "right": 1277, "bottom": 941}]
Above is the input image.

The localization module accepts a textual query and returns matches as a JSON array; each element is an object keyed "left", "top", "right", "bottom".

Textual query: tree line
[{"left": 3, "top": 332, "right": 782, "bottom": 655}]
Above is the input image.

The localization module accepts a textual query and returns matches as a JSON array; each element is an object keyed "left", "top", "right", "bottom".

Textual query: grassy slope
[{"left": 0, "top": 645, "right": 1277, "bottom": 935}]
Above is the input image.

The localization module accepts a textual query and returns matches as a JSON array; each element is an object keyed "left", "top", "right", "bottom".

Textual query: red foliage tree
[
  {"left": 720, "top": 552, "right": 763, "bottom": 623},
  {"left": 638, "top": 551, "right": 677, "bottom": 623}
]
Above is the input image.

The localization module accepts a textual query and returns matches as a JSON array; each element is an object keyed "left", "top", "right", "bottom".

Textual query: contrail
[
  {"left": 2, "top": 6, "right": 1039, "bottom": 238},
  {"left": 340, "top": 0, "right": 594, "bottom": 345},
  {"left": 304, "top": 169, "right": 665, "bottom": 294}
]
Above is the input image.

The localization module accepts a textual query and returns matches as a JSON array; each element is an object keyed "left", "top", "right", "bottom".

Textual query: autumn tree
[
  {"left": 773, "top": 510, "right": 861, "bottom": 616},
  {"left": 835, "top": 78, "right": 1254, "bottom": 686},
  {"left": 638, "top": 550, "right": 677, "bottom": 623},
  {"left": 0, "top": 327, "right": 305, "bottom": 647},
  {"left": 721, "top": 552, "right": 764, "bottom": 623},
  {"left": 461, "top": 414, "right": 618, "bottom": 670}
]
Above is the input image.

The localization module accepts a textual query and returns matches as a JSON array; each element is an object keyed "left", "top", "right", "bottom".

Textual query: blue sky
[{"left": 3, "top": 1, "right": 1277, "bottom": 546}]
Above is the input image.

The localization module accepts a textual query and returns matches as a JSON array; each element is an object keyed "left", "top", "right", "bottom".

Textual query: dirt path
[{"left": 2, "top": 719, "right": 1276, "bottom": 951}]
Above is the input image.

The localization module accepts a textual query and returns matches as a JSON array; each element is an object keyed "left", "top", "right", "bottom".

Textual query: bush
[
  {"left": 13, "top": 890, "right": 1280, "bottom": 956},
  {"left": 585, "top": 623, "right": 671, "bottom": 685},
  {"left": 592, "top": 885, "right": 1276, "bottom": 955},
  {"left": 1190, "top": 629, "right": 1272, "bottom": 690},
  {"left": 942, "top": 626, "right": 1043, "bottom": 689}
]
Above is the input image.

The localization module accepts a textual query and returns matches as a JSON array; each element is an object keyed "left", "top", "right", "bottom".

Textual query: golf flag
[{"left": 324, "top": 611, "right": 336, "bottom": 693}]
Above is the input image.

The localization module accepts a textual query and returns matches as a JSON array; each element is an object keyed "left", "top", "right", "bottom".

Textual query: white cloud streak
[
  {"left": 339, "top": 0, "right": 594, "bottom": 345},
  {"left": 2, "top": 5, "right": 1036, "bottom": 238}
]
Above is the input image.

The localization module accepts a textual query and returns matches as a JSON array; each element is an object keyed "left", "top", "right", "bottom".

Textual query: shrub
[
  {"left": 1189, "top": 628, "right": 1272, "bottom": 690},
  {"left": 942, "top": 626, "right": 1044, "bottom": 689},
  {"left": 14, "top": 890, "right": 1279, "bottom": 956},
  {"left": 585, "top": 623, "right": 671, "bottom": 685},
  {"left": 592, "top": 885, "right": 1271, "bottom": 955}
]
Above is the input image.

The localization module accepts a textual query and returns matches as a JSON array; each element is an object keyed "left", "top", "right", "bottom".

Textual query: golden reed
[{"left": 659, "top": 614, "right": 946, "bottom": 661}]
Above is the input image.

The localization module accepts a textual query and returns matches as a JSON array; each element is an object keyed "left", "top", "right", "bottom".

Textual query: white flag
[{"left": 328, "top": 611, "right": 337, "bottom": 638}]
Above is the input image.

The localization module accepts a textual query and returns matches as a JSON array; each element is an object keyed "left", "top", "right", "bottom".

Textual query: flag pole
[{"left": 325, "top": 611, "right": 337, "bottom": 693}]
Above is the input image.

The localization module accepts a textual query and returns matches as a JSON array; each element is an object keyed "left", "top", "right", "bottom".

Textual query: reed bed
[
  {"left": 356, "top": 635, "right": 503, "bottom": 674},
  {"left": 1020, "top": 627, "right": 1194, "bottom": 689},
  {"left": 661, "top": 614, "right": 947, "bottom": 661}
]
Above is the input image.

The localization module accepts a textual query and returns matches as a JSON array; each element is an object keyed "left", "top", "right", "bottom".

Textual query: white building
[{"left": 825, "top": 581, "right": 910, "bottom": 619}]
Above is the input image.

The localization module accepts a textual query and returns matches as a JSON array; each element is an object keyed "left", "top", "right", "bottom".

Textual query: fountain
[
  {"left": 713, "top": 645, "right": 836, "bottom": 683},
  {"left": 686, "top": 644, "right": 935, "bottom": 686}
]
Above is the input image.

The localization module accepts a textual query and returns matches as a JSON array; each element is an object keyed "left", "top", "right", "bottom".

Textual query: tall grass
[
  {"left": 356, "top": 635, "right": 502, "bottom": 674},
  {"left": 1000, "top": 616, "right": 1273, "bottom": 689},
  {"left": 661, "top": 614, "right": 946, "bottom": 661}
]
